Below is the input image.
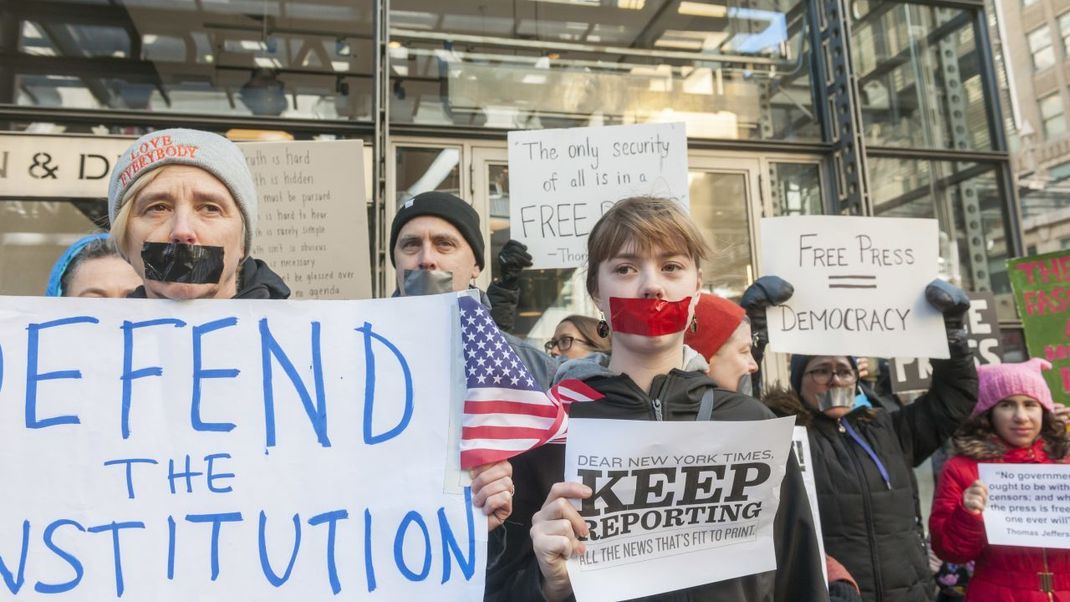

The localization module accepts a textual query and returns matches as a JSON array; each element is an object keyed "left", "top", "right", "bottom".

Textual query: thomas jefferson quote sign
[
  {"left": 508, "top": 122, "right": 689, "bottom": 269},
  {"left": 760, "top": 216, "right": 948, "bottom": 359}
]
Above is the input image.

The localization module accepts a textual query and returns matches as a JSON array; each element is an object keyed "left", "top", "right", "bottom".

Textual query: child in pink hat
[{"left": 930, "top": 359, "right": 1070, "bottom": 601}]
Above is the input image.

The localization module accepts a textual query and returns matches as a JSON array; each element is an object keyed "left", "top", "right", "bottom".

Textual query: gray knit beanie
[{"left": 108, "top": 128, "right": 257, "bottom": 252}]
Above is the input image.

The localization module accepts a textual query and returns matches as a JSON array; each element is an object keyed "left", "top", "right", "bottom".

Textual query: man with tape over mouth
[
  {"left": 389, "top": 190, "right": 556, "bottom": 389},
  {"left": 107, "top": 128, "right": 290, "bottom": 301}
]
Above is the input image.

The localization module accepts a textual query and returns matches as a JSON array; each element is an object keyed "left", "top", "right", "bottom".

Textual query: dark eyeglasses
[
  {"left": 805, "top": 367, "right": 858, "bottom": 386},
  {"left": 545, "top": 335, "right": 591, "bottom": 354}
]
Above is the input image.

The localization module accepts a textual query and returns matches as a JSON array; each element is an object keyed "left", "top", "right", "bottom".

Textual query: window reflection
[
  {"left": 389, "top": 0, "right": 818, "bottom": 140},
  {"left": 869, "top": 158, "right": 1014, "bottom": 319},
  {"left": 10, "top": 0, "right": 373, "bottom": 120},
  {"left": 852, "top": 2, "right": 992, "bottom": 150}
]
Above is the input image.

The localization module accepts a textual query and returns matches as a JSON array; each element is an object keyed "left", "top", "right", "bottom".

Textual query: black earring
[
  {"left": 597, "top": 312, "right": 610, "bottom": 338},
  {"left": 690, "top": 316, "right": 698, "bottom": 333}
]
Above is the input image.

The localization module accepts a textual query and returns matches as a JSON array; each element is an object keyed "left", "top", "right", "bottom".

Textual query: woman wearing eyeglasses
[
  {"left": 544, "top": 315, "right": 611, "bottom": 359},
  {"left": 757, "top": 281, "right": 979, "bottom": 602}
]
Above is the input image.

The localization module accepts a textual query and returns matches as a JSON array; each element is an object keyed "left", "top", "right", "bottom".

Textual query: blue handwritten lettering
[
  {"left": 258, "top": 511, "right": 301, "bottom": 587},
  {"left": 438, "top": 487, "right": 477, "bottom": 582},
  {"left": 121, "top": 318, "right": 186, "bottom": 439},
  {"left": 35, "top": 519, "right": 85, "bottom": 594},
  {"left": 357, "top": 322, "right": 413, "bottom": 444},
  {"left": 308, "top": 510, "right": 348, "bottom": 595},
  {"left": 364, "top": 509, "right": 376, "bottom": 593},
  {"left": 103, "top": 458, "right": 158, "bottom": 500},
  {"left": 168, "top": 455, "right": 204, "bottom": 494},
  {"left": 185, "top": 512, "right": 243, "bottom": 581},
  {"left": 393, "top": 511, "right": 431, "bottom": 582},
  {"left": 191, "top": 318, "right": 240, "bottom": 432},
  {"left": 88, "top": 521, "right": 145, "bottom": 597},
  {"left": 26, "top": 316, "right": 99, "bottom": 428},
  {"left": 205, "top": 453, "right": 234, "bottom": 493},
  {"left": 259, "top": 319, "right": 330, "bottom": 448},
  {"left": 0, "top": 520, "right": 29, "bottom": 594}
]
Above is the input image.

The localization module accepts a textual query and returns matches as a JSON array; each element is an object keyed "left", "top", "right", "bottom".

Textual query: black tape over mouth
[{"left": 141, "top": 242, "right": 225, "bottom": 284}]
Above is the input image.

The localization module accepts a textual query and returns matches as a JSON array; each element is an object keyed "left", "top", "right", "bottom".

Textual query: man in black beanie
[{"left": 390, "top": 191, "right": 556, "bottom": 389}]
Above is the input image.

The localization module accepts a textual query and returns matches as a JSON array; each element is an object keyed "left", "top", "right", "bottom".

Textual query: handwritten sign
[
  {"left": 978, "top": 464, "right": 1070, "bottom": 549},
  {"left": 508, "top": 123, "right": 689, "bottom": 269},
  {"left": 891, "top": 291, "right": 1003, "bottom": 393},
  {"left": 1009, "top": 249, "right": 1070, "bottom": 406},
  {"left": 0, "top": 294, "right": 485, "bottom": 599},
  {"left": 245, "top": 140, "right": 371, "bottom": 300},
  {"left": 759, "top": 216, "right": 948, "bottom": 359},
  {"left": 563, "top": 416, "right": 794, "bottom": 601}
]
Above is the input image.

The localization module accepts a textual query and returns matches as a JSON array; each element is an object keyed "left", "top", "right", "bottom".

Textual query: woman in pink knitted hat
[{"left": 929, "top": 359, "right": 1070, "bottom": 601}]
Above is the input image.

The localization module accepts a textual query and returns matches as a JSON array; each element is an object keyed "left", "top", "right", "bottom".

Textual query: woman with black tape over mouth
[
  {"left": 485, "top": 197, "right": 828, "bottom": 602},
  {"left": 107, "top": 128, "right": 289, "bottom": 300}
]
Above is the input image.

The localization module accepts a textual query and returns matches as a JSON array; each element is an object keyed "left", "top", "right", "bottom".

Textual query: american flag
[{"left": 458, "top": 295, "right": 601, "bottom": 469}]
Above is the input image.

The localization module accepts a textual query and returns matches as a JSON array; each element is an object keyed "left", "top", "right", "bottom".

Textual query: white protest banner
[
  {"left": 759, "top": 216, "right": 948, "bottom": 359},
  {"left": 0, "top": 294, "right": 485, "bottom": 600},
  {"left": 978, "top": 463, "right": 1070, "bottom": 549},
  {"left": 792, "top": 426, "right": 827, "bottom": 585},
  {"left": 245, "top": 140, "right": 371, "bottom": 300},
  {"left": 508, "top": 122, "right": 689, "bottom": 269},
  {"left": 563, "top": 416, "right": 795, "bottom": 602}
]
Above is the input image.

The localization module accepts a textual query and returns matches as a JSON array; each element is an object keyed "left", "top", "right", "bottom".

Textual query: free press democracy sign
[
  {"left": 759, "top": 216, "right": 949, "bottom": 359},
  {"left": 0, "top": 294, "right": 485, "bottom": 600}
]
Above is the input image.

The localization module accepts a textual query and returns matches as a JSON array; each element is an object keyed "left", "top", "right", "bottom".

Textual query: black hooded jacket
[
  {"left": 130, "top": 257, "right": 290, "bottom": 299},
  {"left": 762, "top": 353, "right": 977, "bottom": 602},
  {"left": 486, "top": 352, "right": 829, "bottom": 602}
]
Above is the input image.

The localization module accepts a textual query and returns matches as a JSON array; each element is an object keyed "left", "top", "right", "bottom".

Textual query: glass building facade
[{"left": 0, "top": 0, "right": 1026, "bottom": 353}]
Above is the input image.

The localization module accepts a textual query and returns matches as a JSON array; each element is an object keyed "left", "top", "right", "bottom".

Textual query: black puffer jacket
[
  {"left": 763, "top": 353, "right": 977, "bottom": 602},
  {"left": 130, "top": 257, "right": 290, "bottom": 299},
  {"left": 486, "top": 351, "right": 828, "bottom": 602}
]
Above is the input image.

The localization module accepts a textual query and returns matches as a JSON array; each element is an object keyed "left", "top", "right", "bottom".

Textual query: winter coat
[
  {"left": 929, "top": 438, "right": 1070, "bottom": 601},
  {"left": 485, "top": 349, "right": 829, "bottom": 602},
  {"left": 763, "top": 352, "right": 977, "bottom": 602},
  {"left": 129, "top": 257, "right": 291, "bottom": 299}
]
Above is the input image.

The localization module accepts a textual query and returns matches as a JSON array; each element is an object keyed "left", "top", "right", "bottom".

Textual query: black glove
[
  {"left": 496, "top": 240, "right": 532, "bottom": 289},
  {"left": 925, "top": 278, "right": 971, "bottom": 357},
  {"left": 740, "top": 275, "right": 794, "bottom": 363}
]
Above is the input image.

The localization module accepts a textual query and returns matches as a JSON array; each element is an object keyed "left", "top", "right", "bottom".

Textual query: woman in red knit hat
[
  {"left": 929, "top": 358, "right": 1070, "bottom": 601},
  {"left": 684, "top": 292, "right": 758, "bottom": 394}
]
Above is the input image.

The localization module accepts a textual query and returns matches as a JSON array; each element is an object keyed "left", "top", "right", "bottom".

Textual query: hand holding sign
[
  {"left": 759, "top": 216, "right": 948, "bottom": 359},
  {"left": 531, "top": 482, "right": 593, "bottom": 602},
  {"left": 963, "top": 479, "right": 989, "bottom": 514}
]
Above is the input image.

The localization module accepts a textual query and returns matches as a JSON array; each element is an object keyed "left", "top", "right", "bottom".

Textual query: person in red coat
[{"left": 930, "top": 358, "right": 1070, "bottom": 601}]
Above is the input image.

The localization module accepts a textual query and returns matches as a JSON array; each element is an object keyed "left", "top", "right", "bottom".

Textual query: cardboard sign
[
  {"left": 0, "top": 294, "right": 485, "bottom": 600},
  {"left": 0, "top": 133, "right": 132, "bottom": 199},
  {"left": 1009, "top": 250, "right": 1070, "bottom": 406},
  {"left": 760, "top": 216, "right": 948, "bottom": 359},
  {"left": 890, "top": 291, "right": 1003, "bottom": 393},
  {"left": 563, "top": 416, "right": 794, "bottom": 601},
  {"left": 508, "top": 123, "right": 689, "bottom": 269},
  {"left": 245, "top": 140, "right": 371, "bottom": 300},
  {"left": 978, "top": 464, "right": 1070, "bottom": 549}
]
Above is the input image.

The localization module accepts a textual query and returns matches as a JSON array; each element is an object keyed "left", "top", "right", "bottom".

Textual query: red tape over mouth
[{"left": 609, "top": 296, "right": 692, "bottom": 336}]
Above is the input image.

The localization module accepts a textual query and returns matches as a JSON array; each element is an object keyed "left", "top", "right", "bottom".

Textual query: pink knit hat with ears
[{"left": 972, "top": 358, "right": 1055, "bottom": 417}]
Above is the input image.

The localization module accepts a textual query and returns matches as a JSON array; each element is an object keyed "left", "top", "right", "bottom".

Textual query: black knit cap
[{"left": 389, "top": 191, "right": 485, "bottom": 269}]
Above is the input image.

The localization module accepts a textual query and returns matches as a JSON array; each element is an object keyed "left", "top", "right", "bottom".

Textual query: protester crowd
[{"left": 37, "top": 127, "right": 1070, "bottom": 601}]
